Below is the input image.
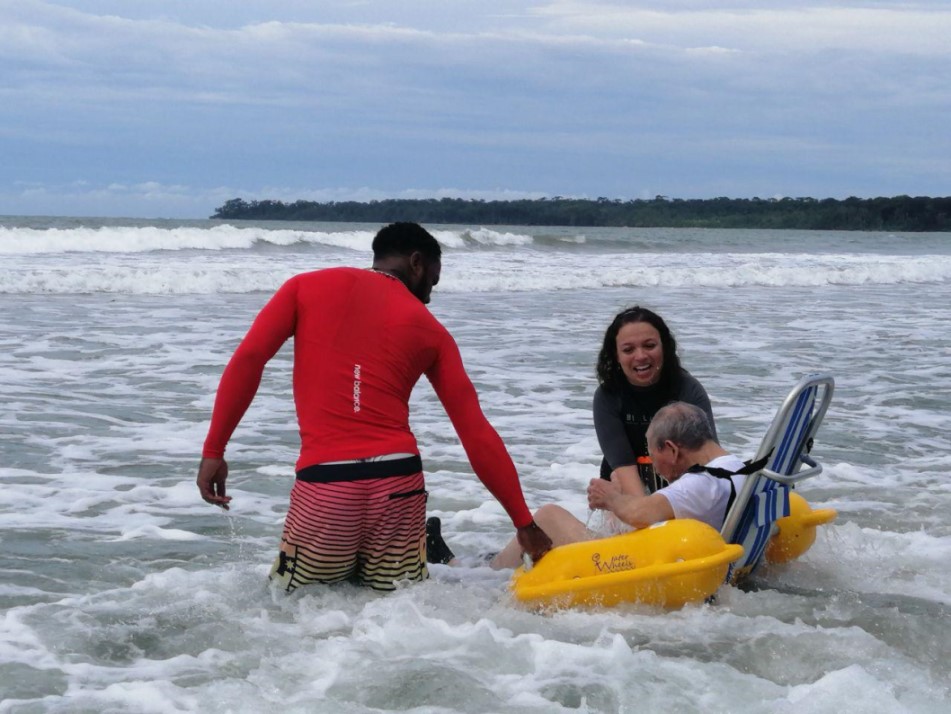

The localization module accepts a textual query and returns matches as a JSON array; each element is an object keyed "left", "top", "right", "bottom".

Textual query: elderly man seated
[{"left": 490, "top": 401, "right": 747, "bottom": 569}]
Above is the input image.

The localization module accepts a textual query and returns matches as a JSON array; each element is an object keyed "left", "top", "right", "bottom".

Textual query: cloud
[
  {"left": 1, "top": 1, "right": 950, "bottom": 217},
  {"left": 5, "top": 4, "right": 946, "bottom": 108},
  {"left": 530, "top": 2, "right": 951, "bottom": 55},
  {"left": 0, "top": 179, "right": 216, "bottom": 218}
]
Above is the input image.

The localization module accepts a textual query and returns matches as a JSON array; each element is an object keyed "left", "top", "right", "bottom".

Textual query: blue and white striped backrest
[
  {"left": 767, "top": 383, "right": 819, "bottom": 477},
  {"left": 724, "top": 376, "right": 831, "bottom": 583}
]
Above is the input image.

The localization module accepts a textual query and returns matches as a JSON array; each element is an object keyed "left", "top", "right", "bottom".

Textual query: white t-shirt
[{"left": 658, "top": 454, "right": 747, "bottom": 530}]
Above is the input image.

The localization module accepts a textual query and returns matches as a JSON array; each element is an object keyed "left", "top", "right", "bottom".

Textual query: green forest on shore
[{"left": 212, "top": 195, "right": 951, "bottom": 231}]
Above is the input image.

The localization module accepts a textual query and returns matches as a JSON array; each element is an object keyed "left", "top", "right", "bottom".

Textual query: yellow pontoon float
[
  {"left": 511, "top": 519, "right": 743, "bottom": 610},
  {"left": 764, "top": 491, "right": 837, "bottom": 564},
  {"left": 511, "top": 374, "right": 838, "bottom": 610}
]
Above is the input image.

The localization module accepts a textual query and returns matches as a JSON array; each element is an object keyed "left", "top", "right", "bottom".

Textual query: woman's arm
[
  {"left": 593, "top": 387, "right": 638, "bottom": 472},
  {"left": 610, "top": 465, "right": 646, "bottom": 496}
]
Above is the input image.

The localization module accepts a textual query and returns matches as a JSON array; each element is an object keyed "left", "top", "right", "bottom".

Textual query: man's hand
[
  {"left": 516, "top": 520, "right": 553, "bottom": 564},
  {"left": 587, "top": 477, "right": 622, "bottom": 512},
  {"left": 197, "top": 457, "right": 232, "bottom": 510}
]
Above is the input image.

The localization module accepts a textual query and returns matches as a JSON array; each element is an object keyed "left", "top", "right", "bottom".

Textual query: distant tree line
[{"left": 211, "top": 195, "right": 951, "bottom": 231}]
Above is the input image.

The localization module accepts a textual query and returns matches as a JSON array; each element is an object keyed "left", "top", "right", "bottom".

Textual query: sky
[{"left": 1, "top": 1, "right": 949, "bottom": 219}]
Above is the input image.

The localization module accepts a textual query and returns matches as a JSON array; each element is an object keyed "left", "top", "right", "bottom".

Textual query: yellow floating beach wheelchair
[{"left": 511, "top": 374, "right": 837, "bottom": 610}]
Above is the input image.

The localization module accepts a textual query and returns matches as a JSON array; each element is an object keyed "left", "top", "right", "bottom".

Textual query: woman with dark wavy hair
[{"left": 593, "top": 306, "right": 717, "bottom": 496}]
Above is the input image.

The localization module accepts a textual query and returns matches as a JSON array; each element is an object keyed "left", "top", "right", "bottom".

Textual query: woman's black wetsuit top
[{"left": 593, "top": 369, "right": 717, "bottom": 492}]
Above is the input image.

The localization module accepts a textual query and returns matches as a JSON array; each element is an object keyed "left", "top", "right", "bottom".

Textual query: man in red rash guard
[{"left": 197, "top": 222, "right": 552, "bottom": 591}]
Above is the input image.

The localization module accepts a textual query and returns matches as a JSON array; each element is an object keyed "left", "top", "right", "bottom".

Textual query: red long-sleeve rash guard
[{"left": 202, "top": 267, "right": 533, "bottom": 528}]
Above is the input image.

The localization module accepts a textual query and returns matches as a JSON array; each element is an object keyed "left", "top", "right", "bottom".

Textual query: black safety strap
[{"left": 687, "top": 451, "right": 773, "bottom": 515}]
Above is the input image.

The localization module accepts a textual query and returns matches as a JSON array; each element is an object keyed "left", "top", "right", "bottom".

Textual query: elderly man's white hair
[{"left": 646, "top": 402, "right": 716, "bottom": 451}]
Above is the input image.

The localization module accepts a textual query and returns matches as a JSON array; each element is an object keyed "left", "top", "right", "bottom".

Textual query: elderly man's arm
[{"left": 587, "top": 478, "right": 675, "bottom": 529}]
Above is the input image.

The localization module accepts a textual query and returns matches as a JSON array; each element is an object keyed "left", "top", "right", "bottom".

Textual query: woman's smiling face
[{"left": 615, "top": 321, "right": 664, "bottom": 387}]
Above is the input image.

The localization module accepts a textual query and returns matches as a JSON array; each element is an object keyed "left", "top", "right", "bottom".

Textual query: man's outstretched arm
[
  {"left": 198, "top": 279, "right": 299, "bottom": 505},
  {"left": 427, "top": 332, "right": 552, "bottom": 562}
]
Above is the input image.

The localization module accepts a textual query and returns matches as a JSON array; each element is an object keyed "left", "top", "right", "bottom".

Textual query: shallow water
[{"left": 1, "top": 221, "right": 949, "bottom": 712}]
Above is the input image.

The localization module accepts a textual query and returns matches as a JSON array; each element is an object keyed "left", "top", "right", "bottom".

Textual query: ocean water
[{"left": 1, "top": 217, "right": 949, "bottom": 713}]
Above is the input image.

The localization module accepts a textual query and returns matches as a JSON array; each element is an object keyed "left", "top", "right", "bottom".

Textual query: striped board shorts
[{"left": 269, "top": 454, "right": 428, "bottom": 592}]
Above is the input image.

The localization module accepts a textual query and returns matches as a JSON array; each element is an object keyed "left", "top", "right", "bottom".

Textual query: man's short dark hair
[{"left": 372, "top": 222, "right": 442, "bottom": 262}]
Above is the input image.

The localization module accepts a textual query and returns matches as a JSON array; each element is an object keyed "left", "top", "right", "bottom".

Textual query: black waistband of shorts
[{"left": 296, "top": 454, "right": 423, "bottom": 483}]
